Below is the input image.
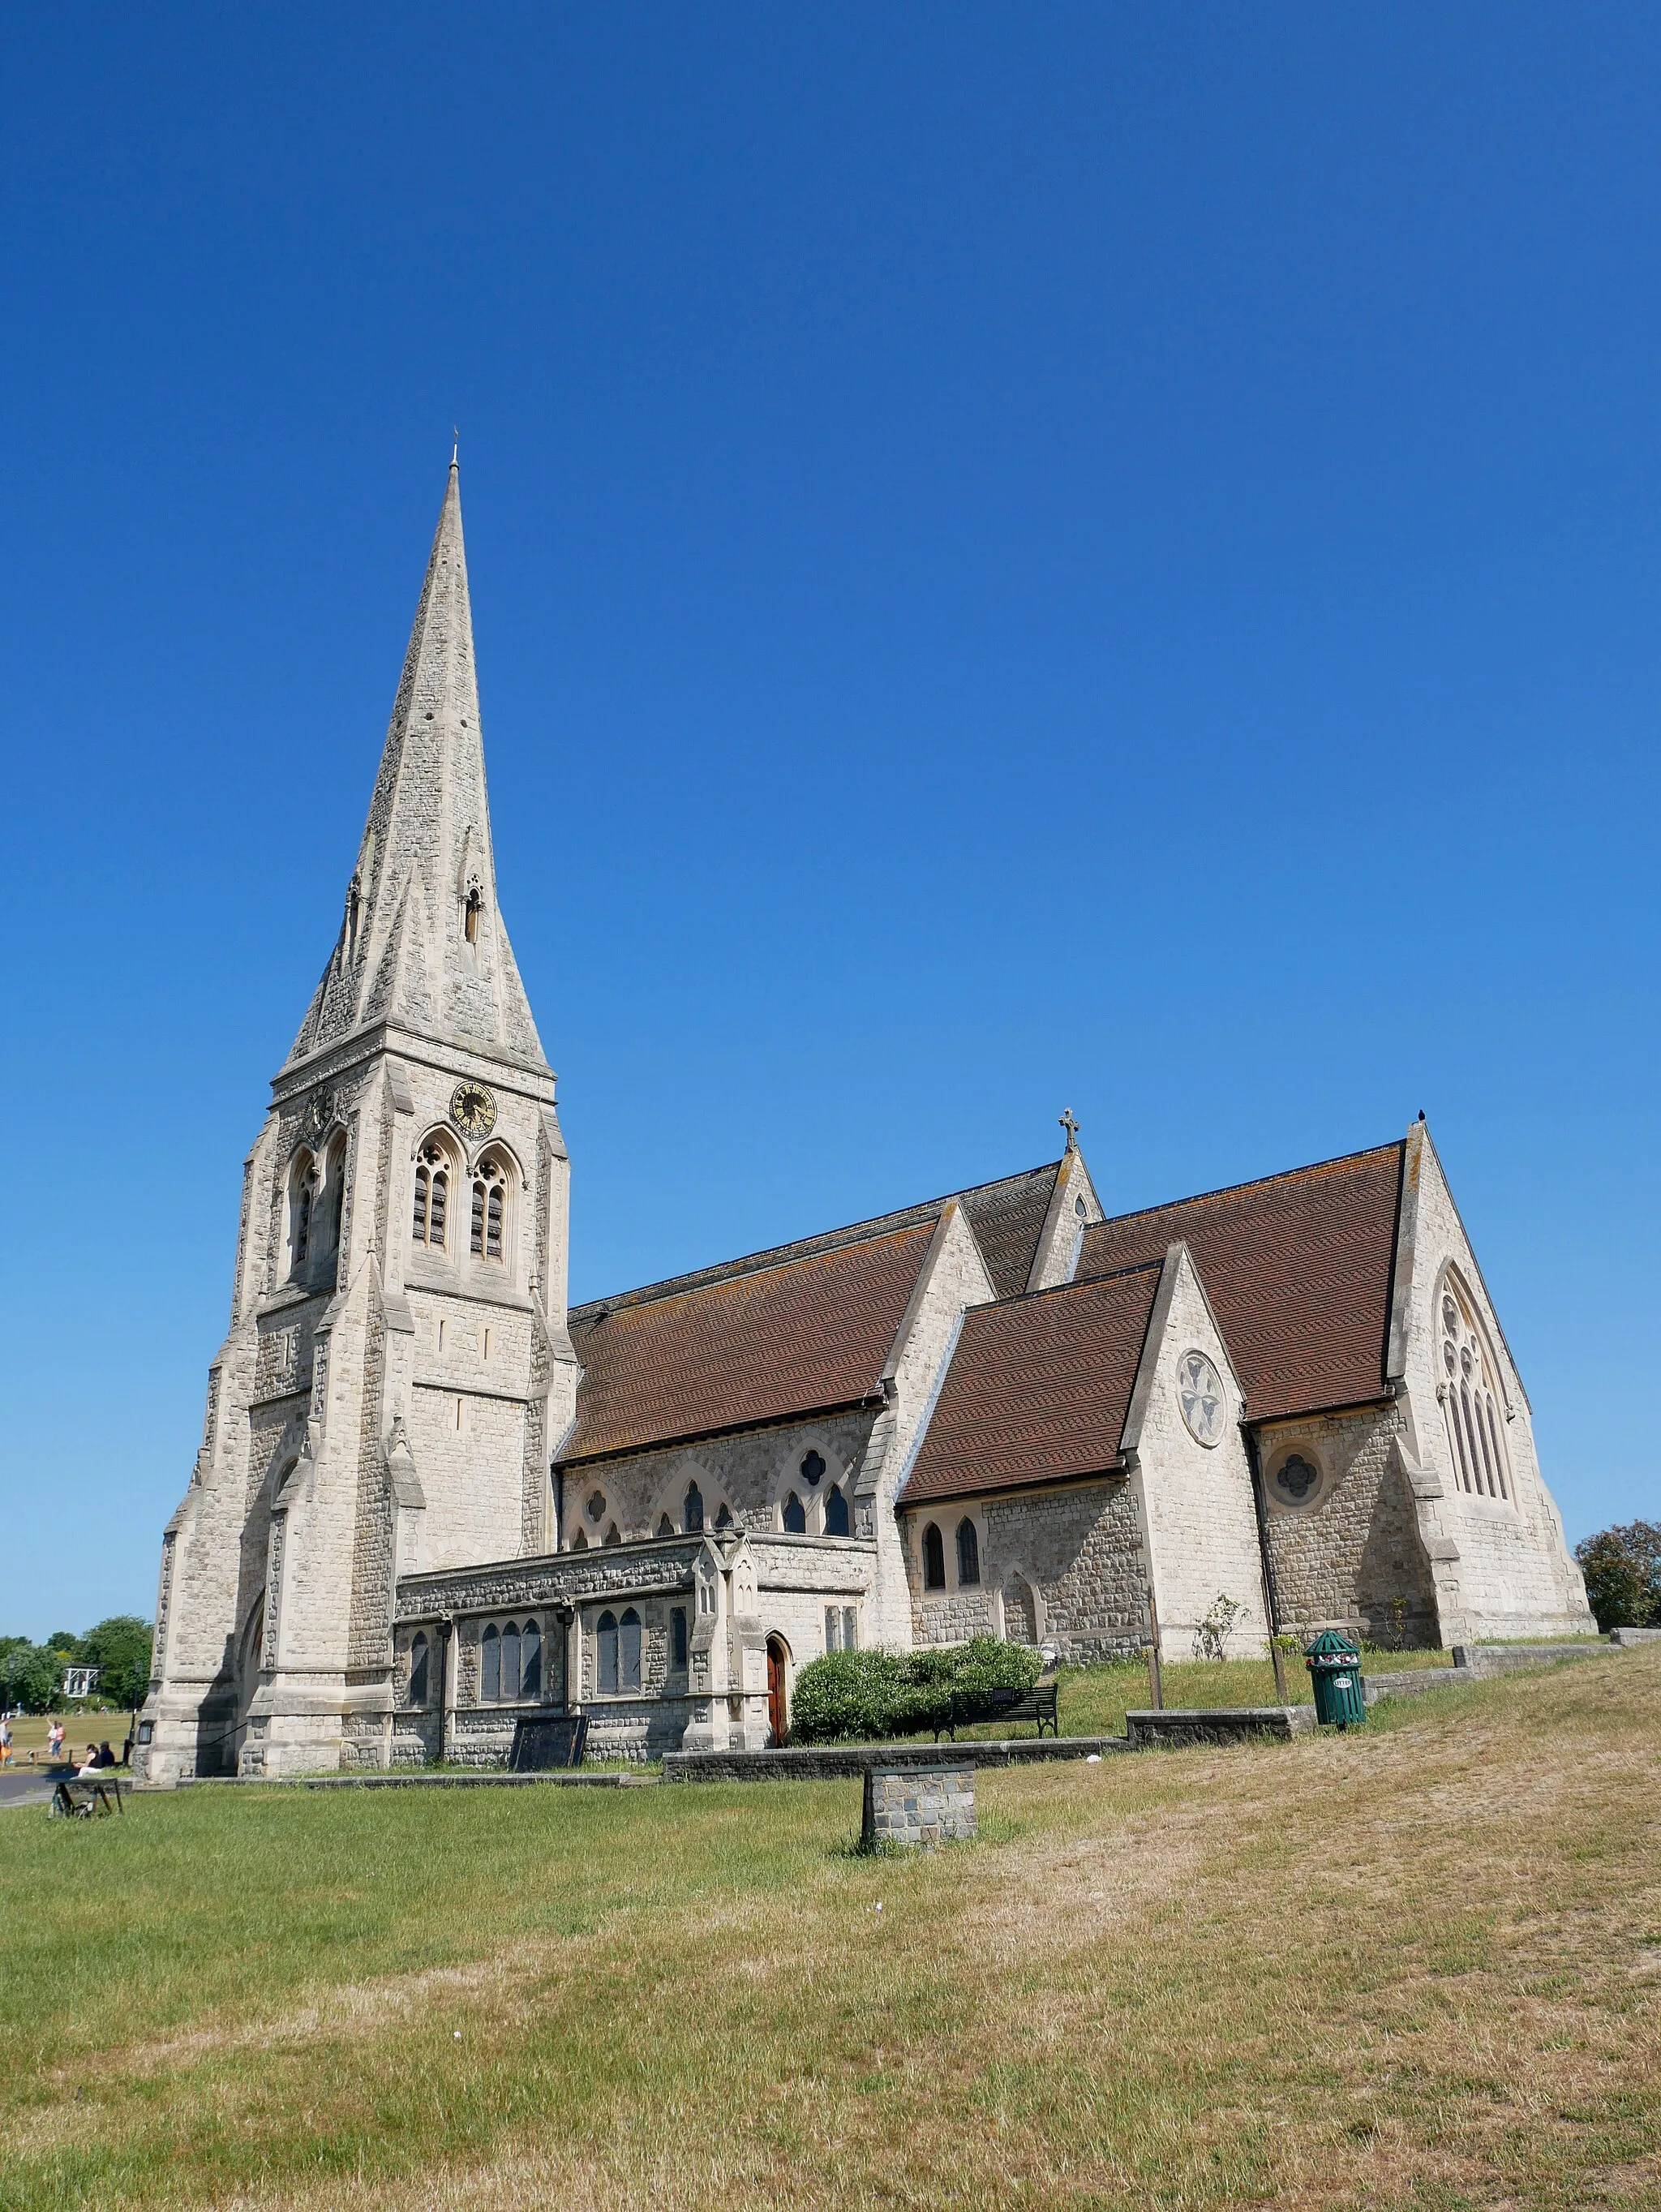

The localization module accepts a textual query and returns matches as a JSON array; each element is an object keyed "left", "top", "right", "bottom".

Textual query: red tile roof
[
  {"left": 899, "top": 1264, "right": 1165, "bottom": 1507},
  {"left": 562, "top": 1221, "right": 937, "bottom": 1464},
  {"left": 1076, "top": 1142, "right": 1405, "bottom": 1422}
]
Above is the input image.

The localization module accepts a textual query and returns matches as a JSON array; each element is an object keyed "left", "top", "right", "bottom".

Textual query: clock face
[
  {"left": 301, "top": 1090, "right": 335, "bottom": 1144},
  {"left": 450, "top": 1081, "right": 496, "bottom": 1139}
]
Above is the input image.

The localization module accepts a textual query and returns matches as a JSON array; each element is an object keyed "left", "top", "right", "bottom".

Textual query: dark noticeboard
[{"left": 509, "top": 1715, "right": 589, "bottom": 1772}]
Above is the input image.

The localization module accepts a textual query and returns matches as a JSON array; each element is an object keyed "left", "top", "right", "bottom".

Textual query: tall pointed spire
[{"left": 287, "top": 459, "right": 547, "bottom": 1072}]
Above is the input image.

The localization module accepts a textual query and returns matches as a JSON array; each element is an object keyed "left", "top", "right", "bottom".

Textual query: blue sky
[{"left": 2, "top": 8, "right": 1655, "bottom": 1636}]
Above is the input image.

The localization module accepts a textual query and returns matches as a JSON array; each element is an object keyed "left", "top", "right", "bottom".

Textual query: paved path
[{"left": 0, "top": 1771, "right": 59, "bottom": 1810}]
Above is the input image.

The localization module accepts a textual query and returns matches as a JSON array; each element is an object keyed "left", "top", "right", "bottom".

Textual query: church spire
[{"left": 286, "top": 459, "right": 547, "bottom": 1074}]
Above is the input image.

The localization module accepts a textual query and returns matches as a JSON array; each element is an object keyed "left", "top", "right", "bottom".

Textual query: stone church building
[{"left": 135, "top": 465, "right": 1594, "bottom": 1782}]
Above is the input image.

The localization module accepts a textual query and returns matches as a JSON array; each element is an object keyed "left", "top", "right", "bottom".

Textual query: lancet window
[
  {"left": 289, "top": 1151, "right": 317, "bottom": 1277},
  {"left": 824, "top": 1484, "right": 851, "bottom": 1538},
  {"left": 412, "top": 1143, "right": 451, "bottom": 1251},
  {"left": 922, "top": 1523, "right": 946, "bottom": 1591},
  {"left": 1439, "top": 1278, "right": 1512, "bottom": 1502},
  {"left": 470, "top": 1153, "right": 509, "bottom": 1261}
]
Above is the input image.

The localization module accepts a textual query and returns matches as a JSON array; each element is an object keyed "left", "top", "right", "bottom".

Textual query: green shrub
[
  {"left": 1574, "top": 1521, "right": 1661, "bottom": 1631},
  {"left": 790, "top": 1635, "right": 1044, "bottom": 1745}
]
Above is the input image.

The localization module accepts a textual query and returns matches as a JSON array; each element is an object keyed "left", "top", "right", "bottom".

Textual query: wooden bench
[
  {"left": 937, "top": 1681, "right": 1059, "bottom": 1741},
  {"left": 51, "top": 1773, "right": 125, "bottom": 1818}
]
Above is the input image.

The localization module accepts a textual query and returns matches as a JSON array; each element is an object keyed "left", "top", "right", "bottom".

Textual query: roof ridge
[
  {"left": 1091, "top": 1137, "right": 1405, "bottom": 1232},
  {"left": 570, "top": 1159, "right": 1062, "bottom": 1319},
  {"left": 972, "top": 1255, "right": 1169, "bottom": 1314}
]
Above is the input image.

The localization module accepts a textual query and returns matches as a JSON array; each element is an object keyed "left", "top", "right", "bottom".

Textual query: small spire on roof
[
  {"left": 1059, "top": 1108, "right": 1080, "bottom": 1153},
  {"left": 451, "top": 426, "right": 459, "bottom": 470}
]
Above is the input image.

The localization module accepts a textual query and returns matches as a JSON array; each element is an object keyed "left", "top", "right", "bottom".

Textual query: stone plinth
[{"left": 861, "top": 1762, "right": 975, "bottom": 1849}]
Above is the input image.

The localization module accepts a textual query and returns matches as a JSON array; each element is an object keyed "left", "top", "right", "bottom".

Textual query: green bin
[{"left": 1304, "top": 1630, "right": 1367, "bottom": 1729}]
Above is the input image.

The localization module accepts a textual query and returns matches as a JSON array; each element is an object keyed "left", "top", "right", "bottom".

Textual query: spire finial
[
  {"left": 451, "top": 426, "right": 459, "bottom": 470},
  {"left": 1059, "top": 1108, "right": 1080, "bottom": 1153}
]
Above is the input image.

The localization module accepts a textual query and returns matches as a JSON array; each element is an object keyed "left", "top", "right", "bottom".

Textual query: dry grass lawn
[{"left": 1, "top": 1649, "right": 1656, "bottom": 2210}]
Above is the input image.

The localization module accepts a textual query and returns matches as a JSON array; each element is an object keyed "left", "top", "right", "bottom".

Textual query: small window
[
  {"left": 409, "top": 1630, "right": 429, "bottom": 1707},
  {"left": 464, "top": 885, "right": 483, "bottom": 947},
  {"left": 602, "top": 1523, "right": 621, "bottom": 1547},
  {"left": 782, "top": 1492, "right": 807, "bottom": 1534},
  {"left": 501, "top": 1621, "right": 521, "bottom": 1700},
  {"left": 481, "top": 1622, "right": 500, "bottom": 1703},
  {"left": 825, "top": 1605, "right": 843, "bottom": 1653},
  {"left": 586, "top": 1488, "right": 607, "bottom": 1524},
  {"left": 715, "top": 1502, "right": 733, "bottom": 1529},
  {"left": 684, "top": 1481, "right": 704, "bottom": 1533},
  {"left": 671, "top": 1607, "right": 688, "bottom": 1669},
  {"left": 842, "top": 1605, "right": 857, "bottom": 1650},
  {"left": 596, "top": 1610, "right": 619, "bottom": 1694},
  {"left": 956, "top": 1518, "right": 981, "bottom": 1587},
  {"left": 923, "top": 1523, "right": 946, "bottom": 1590},
  {"left": 656, "top": 1512, "right": 675, "bottom": 1538},
  {"left": 570, "top": 1527, "right": 589, "bottom": 1552},
  {"left": 619, "top": 1606, "right": 642, "bottom": 1693},
  {"left": 801, "top": 1450, "right": 825, "bottom": 1488},
  {"left": 521, "top": 1619, "right": 541, "bottom": 1701},
  {"left": 824, "top": 1484, "right": 850, "bottom": 1538}
]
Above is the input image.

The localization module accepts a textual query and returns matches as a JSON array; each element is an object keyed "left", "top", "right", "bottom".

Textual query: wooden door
[{"left": 766, "top": 1639, "right": 787, "bottom": 1743}]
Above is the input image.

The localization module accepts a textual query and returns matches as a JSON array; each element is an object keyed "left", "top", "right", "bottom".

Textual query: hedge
[{"left": 790, "top": 1635, "right": 1044, "bottom": 1745}]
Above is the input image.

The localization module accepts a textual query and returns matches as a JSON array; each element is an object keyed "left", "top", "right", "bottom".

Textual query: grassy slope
[{"left": 1, "top": 1650, "right": 1655, "bottom": 2211}]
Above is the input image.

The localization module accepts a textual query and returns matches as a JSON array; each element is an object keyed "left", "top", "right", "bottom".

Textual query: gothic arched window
[
  {"left": 320, "top": 1133, "right": 348, "bottom": 1268},
  {"left": 521, "top": 1619, "right": 541, "bottom": 1700},
  {"left": 619, "top": 1607, "right": 642, "bottom": 1692},
  {"left": 800, "top": 1450, "right": 825, "bottom": 1488},
  {"left": 956, "top": 1518, "right": 981, "bottom": 1587},
  {"left": 408, "top": 1630, "right": 428, "bottom": 1707},
  {"left": 782, "top": 1493, "right": 807, "bottom": 1534},
  {"left": 501, "top": 1621, "right": 521, "bottom": 1701},
  {"left": 481, "top": 1622, "right": 500, "bottom": 1702},
  {"left": 1439, "top": 1280, "right": 1512, "bottom": 1502},
  {"left": 290, "top": 1150, "right": 317, "bottom": 1276},
  {"left": 684, "top": 1481, "right": 704, "bottom": 1533},
  {"left": 824, "top": 1484, "right": 851, "bottom": 1538},
  {"left": 412, "top": 1142, "right": 450, "bottom": 1250},
  {"left": 922, "top": 1523, "right": 946, "bottom": 1590},
  {"left": 596, "top": 1610, "right": 619, "bottom": 1694},
  {"left": 470, "top": 1153, "right": 509, "bottom": 1261}
]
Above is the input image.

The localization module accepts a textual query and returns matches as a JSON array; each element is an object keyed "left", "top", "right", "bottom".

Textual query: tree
[
  {"left": 0, "top": 1642, "right": 63, "bottom": 1714},
  {"left": 79, "top": 1617, "right": 155, "bottom": 1709},
  {"left": 1573, "top": 1520, "right": 1661, "bottom": 1632}
]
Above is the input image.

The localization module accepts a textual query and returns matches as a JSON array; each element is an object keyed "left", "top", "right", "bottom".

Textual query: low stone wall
[
  {"left": 1609, "top": 1627, "right": 1661, "bottom": 1647},
  {"left": 861, "top": 1763, "right": 975, "bottom": 1849},
  {"left": 1449, "top": 1640, "right": 1603, "bottom": 1677},
  {"left": 1125, "top": 1706, "right": 1314, "bottom": 1747},
  {"left": 663, "top": 1736, "right": 1126, "bottom": 1783}
]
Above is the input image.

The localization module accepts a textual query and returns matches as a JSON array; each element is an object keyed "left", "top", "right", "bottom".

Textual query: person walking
[{"left": 0, "top": 1714, "right": 12, "bottom": 1767}]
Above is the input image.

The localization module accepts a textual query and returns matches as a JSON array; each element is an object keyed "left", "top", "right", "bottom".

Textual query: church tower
[{"left": 137, "top": 461, "right": 579, "bottom": 1781}]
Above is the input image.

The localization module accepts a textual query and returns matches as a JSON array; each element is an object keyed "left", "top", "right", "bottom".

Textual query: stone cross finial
[{"left": 1059, "top": 1108, "right": 1080, "bottom": 1152}]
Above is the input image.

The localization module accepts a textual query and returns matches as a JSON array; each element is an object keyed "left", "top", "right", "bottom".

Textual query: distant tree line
[
  {"left": 1573, "top": 1520, "right": 1661, "bottom": 1633},
  {"left": 0, "top": 1618, "right": 153, "bottom": 1713}
]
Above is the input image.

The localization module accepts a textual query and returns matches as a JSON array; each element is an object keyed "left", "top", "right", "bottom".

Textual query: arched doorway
[{"left": 766, "top": 1635, "right": 789, "bottom": 1745}]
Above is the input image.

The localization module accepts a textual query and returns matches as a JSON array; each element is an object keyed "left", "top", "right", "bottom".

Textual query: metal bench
[
  {"left": 51, "top": 1773, "right": 125, "bottom": 1818},
  {"left": 937, "top": 1681, "right": 1059, "bottom": 1741}
]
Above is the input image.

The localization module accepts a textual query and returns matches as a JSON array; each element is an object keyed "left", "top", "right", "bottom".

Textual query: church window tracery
[
  {"left": 800, "top": 1450, "right": 825, "bottom": 1488},
  {"left": 1439, "top": 1281, "right": 1511, "bottom": 1501},
  {"left": 922, "top": 1523, "right": 946, "bottom": 1590},
  {"left": 412, "top": 1144, "right": 450, "bottom": 1250}
]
